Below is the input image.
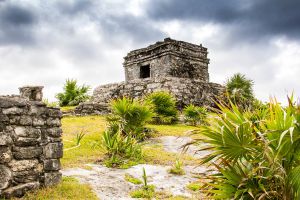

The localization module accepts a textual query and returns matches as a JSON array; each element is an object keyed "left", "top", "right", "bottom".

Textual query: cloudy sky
[{"left": 0, "top": 0, "right": 299, "bottom": 103}]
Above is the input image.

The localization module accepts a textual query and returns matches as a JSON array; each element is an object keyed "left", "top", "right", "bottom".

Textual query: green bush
[
  {"left": 145, "top": 91, "right": 178, "bottom": 124},
  {"left": 183, "top": 104, "right": 207, "bottom": 126},
  {"left": 107, "top": 97, "right": 153, "bottom": 141},
  {"left": 56, "top": 79, "right": 90, "bottom": 107},
  {"left": 192, "top": 97, "right": 300, "bottom": 199}
]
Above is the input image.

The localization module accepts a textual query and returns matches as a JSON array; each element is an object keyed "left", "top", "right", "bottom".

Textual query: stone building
[
  {"left": 75, "top": 38, "right": 224, "bottom": 115},
  {"left": 0, "top": 86, "right": 63, "bottom": 198}
]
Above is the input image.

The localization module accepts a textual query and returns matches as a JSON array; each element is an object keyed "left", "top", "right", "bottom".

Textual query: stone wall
[
  {"left": 78, "top": 77, "right": 223, "bottom": 115},
  {"left": 0, "top": 86, "right": 63, "bottom": 198},
  {"left": 124, "top": 38, "right": 210, "bottom": 82}
]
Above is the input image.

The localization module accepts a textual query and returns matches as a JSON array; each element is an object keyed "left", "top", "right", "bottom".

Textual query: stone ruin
[
  {"left": 0, "top": 86, "right": 63, "bottom": 198},
  {"left": 75, "top": 38, "right": 224, "bottom": 115}
]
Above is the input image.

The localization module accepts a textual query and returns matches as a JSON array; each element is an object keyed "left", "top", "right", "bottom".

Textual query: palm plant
[
  {"left": 226, "top": 73, "right": 254, "bottom": 109},
  {"left": 56, "top": 79, "right": 90, "bottom": 106},
  {"left": 191, "top": 98, "right": 300, "bottom": 199},
  {"left": 145, "top": 91, "right": 178, "bottom": 124},
  {"left": 108, "top": 97, "right": 153, "bottom": 141}
]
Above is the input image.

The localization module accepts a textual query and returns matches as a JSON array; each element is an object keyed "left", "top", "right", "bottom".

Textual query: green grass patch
[
  {"left": 125, "top": 173, "right": 142, "bottom": 184},
  {"left": 61, "top": 116, "right": 107, "bottom": 168},
  {"left": 130, "top": 185, "right": 155, "bottom": 199},
  {"left": 186, "top": 182, "right": 201, "bottom": 191},
  {"left": 17, "top": 177, "right": 97, "bottom": 200},
  {"left": 147, "top": 124, "right": 197, "bottom": 137},
  {"left": 60, "top": 106, "right": 76, "bottom": 112}
]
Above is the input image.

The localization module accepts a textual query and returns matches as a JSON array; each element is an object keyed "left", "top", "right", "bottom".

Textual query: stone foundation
[
  {"left": 0, "top": 86, "right": 63, "bottom": 198},
  {"left": 77, "top": 77, "right": 224, "bottom": 115}
]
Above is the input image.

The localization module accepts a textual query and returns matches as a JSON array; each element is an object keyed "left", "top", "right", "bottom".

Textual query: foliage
[
  {"left": 186, "top": 182, "right": 201, "bottom": 191},
  {"left": 75, "top": 131, "right": 86, "bottom": 146},
  {"left": 108, "top": 97, "right": 154, "bottom": 141},
  {"left": 18, "top": 177, "right": 98, "bottom": 200},
  {"left": 102, "top": 130, "right": 142, "bottom": 168},
  {"left": 125, "top": 173, "right": 142, "bottom": 185},
  {"left": 43, "top": 99, "right": 59, "bottom": 107},
  {"left": 145, "top": 91, "right": 178, "bottom": 124},
  {"left": 168, "top": 158, "right": 185, "bottom": 175},
  {"left": 56, "top": 79, "right": 90, "bottom": 107},
  {"left": 130, "top": 167, "right": 155, "bottom": 199},
  {"left": 183, "top": 104, "right": 207, "bottom": 126},
  {"left": 191, "top": 97, "right": 300, "bottom": 199},
  {"left": 225, "top": 73, "right": 255, "bottom": 109}
]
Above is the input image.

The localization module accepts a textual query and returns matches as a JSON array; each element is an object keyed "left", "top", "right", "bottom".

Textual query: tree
[
  {"left": 226, "top": 73, "right": 254, "bottom": 109},
  {"left": 56, "top": 79, "right": 90, "bottom": 107}
]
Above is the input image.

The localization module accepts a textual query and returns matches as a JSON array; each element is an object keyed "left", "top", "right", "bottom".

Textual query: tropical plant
[
  {"left": 225, "top": 73, "right": 255, "bottom": 109},
  {"left": 183, "top": 104, "right": 207, "bottom": 126},
  {"left": 56, "top": 79, "right": 90, "bottom": 106},
  {"left": 168, "top": 158, "right": 185, "bottom": 175},
  {"left": 102, "top": 130, "right": 142, "bottom": 168},
  {"left": 75, "top": 131, "right": 86, "bottom": 146},
  {"left": 190, "top": 97, "right": 300, "bottom": 199},
  {"left": 107, "top": 97, "right": 153, "bottom": 141},
  {"left": 130, "top": 167, "right": 155, "bottom": 198},
  {"left": 145, "top": 91, "right": 178, "bottom": 124}
]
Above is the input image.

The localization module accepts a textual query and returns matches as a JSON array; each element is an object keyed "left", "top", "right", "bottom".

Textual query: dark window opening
[{"left": 140, "top": 65, "right": 150, "bottom": 78}]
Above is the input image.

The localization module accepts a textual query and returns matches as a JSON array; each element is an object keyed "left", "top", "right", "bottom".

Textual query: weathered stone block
[
  {"left": 13, "top": 146, "right": 42, "bottom": 159},
  {"left": 43, "top": 159, "right": 61, "bottom": 171},
  {"left": 0, "top": 165, "right": 12, "bottom": 190},
  {"left": 46, "top": 127, "right": 63, "bottom": 138},
  {"left": 32, "top": 117, "right": 45, "bottom": 126},
  {"left": 14, "top": 126, "right": 41, "bottom": 138},
  {"left": 2, "top": 107, "right": 24, "bottom": 115},
  {"left": 43, "top": 143, "right": 63, "bottom": 159},
  {"left": 19, "top": 116, "right": 33, "bottom": 126},
  {"left": 44, "top": 172, "right": 61, "bottom": 186},
  {"left": 8, "top": 159, "right": 39, "bottom": 172},
  {"left": 0, "top": 133, "right": 12, "bottom": 146},
  {"left": 46, "top": 118, "right": 61, "bottom": 126},
  {"left": 13, "top": 170, "right": 39, "bottom": 183},
  {"left": 2, "top": 182, "right": 39, "bottom": 198},
  {"left": 0, "top": 146, "right": 12, "bottom": 163}
]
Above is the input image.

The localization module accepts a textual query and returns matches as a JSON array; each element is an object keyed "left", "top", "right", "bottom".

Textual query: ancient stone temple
[{"left": 76, "top": 38, "right": 224, "bottom": 115}]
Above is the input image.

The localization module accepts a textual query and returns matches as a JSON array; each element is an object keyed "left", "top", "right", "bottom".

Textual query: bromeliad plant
[{"left": 192, "top": 97, "right": 300, "bottom": 199}]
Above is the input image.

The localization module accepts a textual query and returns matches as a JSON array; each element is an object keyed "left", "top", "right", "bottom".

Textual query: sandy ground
[{"left": 62, "top": 136, "right": 209, "bottom": 200}]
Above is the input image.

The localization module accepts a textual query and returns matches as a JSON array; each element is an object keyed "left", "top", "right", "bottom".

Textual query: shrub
[
  {"left": 225, "top": 73, "right": 254, "bottom": 109},
  {"left": 183, "top": 104, "right": 207, "bottom": 126},
  {"left": 191, "top": 97, "right": 300, "bottom": 199},
  {"left": 56, "top": 79, "right": 90, "bottom": 107},
  {"left": 107, "top": 97, "right": 153, "bottom": 141},
  {"left": 145, "top": 91, "right": 178, "bottom": 124}
]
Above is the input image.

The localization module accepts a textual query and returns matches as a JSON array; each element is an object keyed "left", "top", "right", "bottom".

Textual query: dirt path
[{"left": 62, "top": 136, "right": 209, "bottom": 200}]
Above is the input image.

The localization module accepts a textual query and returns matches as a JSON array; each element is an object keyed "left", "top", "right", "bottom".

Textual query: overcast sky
[{"left": 0, "top": 0, "right": 300, "bottom": 103}]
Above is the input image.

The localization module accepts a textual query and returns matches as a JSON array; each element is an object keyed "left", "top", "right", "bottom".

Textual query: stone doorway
[{"left": 140, "top": 64, "right": 150, "bottom": 78}]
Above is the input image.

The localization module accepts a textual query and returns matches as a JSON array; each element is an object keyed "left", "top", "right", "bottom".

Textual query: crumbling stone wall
[{"left": 0, "top": 86, "right": 63, "bottom": 198}]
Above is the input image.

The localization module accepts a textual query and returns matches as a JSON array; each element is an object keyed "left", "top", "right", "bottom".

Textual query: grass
[
  {"left": 143, "top": 144, "right": 198, "bottom": 166},
  {"left": 16, "top": 177, "right": 98, "bottom": 200},
  {"left": 186, "top": 182, "right": 201, "bottom": 191},
  {"left": 60, "top": 106, "right": 77, "bottom": 112},
  {"left": 130, "top": 185, "right": 155, "bottom": 199},
  {"left": 61, "top": 116, "right": 106, "bottom": 168},
  {"left": 147, "top": 124, "right": 197, "bottom": 137},
  {"left": 125, "top": 173, "right": 142, "bottom": 184},
  {"left": 168, "top": 159, "right": 185, "bottom": 175}
]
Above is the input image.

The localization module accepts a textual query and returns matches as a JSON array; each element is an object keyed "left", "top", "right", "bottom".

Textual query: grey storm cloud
[
  {"left": 0, "top": 2, "right": 37, "bottom": 45},
  {"left": 145, "top": 0, "right": 300, "bottom": 41}
]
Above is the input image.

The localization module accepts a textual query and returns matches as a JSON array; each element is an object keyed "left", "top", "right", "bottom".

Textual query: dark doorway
[{"left": 140, "top": 65, "right": 150, "bottom": 78}]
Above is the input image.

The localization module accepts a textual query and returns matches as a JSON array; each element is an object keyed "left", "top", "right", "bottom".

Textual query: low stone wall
[
  {"left": 0, "top": 86, "right": 63, "bottom": 198},
  {"left": 78, "top": 77, "right": 224, "bottom": 115}
]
